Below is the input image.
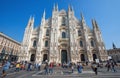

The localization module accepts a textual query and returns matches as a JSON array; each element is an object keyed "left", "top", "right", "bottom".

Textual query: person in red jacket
[{"left": 49, "top": 62, "right": 54, "bottom": 74}]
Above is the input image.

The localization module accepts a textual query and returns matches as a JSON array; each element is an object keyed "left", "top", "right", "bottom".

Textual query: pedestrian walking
[
  {"left": 79, "top": 64, "right": 83, "bottom": 73},
  {"left": 71, "top": 64, "right": 74, "bottom": 73},
  {"left": 38, "top": 62, "right": 41, "bottom": 71},
  {"left": 77, "top": 63, "right": 83, "bottom": 73},
  {"left": 111, "top": 61, "right": 117, "bottom": 72},
  {"left": 44, "top": 61, "right": 48, "bottom": 75},
  {"left": 15, "top": 62, "right": 20, "bottom": 72},
  {"left": 27, "top": 62, "right": 32, "bottom": 71},
  {"left": 91, "top": 62, "right": 98, "bottom": 75},
  {"left": 49, "top": 62, "right": 54, "bottom": 74},
  {"left": 106, "top": 61, "right": 111, "bottom": 72},
  {"left": 1, "top": 61, "right": 10, "bottom": 78}
]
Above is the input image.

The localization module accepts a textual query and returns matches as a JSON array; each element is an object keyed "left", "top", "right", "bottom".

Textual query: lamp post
[
  {"left": 0, "top": 48, "right": 5, "bottom": 62},
  {"left": 8, "top": 52, "right": 11, "bottom": 62}
]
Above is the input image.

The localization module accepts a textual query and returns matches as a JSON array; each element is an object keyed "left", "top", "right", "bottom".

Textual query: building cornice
[{"left": 0, "top": 32, "right": 21, "bottom": 45}]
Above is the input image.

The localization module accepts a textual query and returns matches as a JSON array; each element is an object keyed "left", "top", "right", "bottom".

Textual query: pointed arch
[
  {"left": 91, "top": 40, "right": 94, "bottom": 47},
  {"left": 80, "top": 40, "right": 83, "bottom": 47},
  {"left": 33, "top": 40, "right": 37, "bottom": 47},
  {"left": 62, "top": 32, "right": 66, "bottom": 38},
  {"left": 46, "top": 29, "right": 49, "bottom": 36},
  {"left": 30, "top": 54, "right": 35, "bottom": 62},
  {"left": 78, "top": 30, "right": 82, "bottom": 36},
  {"left": 62, "top": 17, "right": 66, "bottom": 26},
  {"left": 45, "top": 40, "right": 48, "bottom": 47},
  {"left": 93, "top": 54, "right": 97, "bottom": 61},
  {"left": 81, "top": 54, "right": 85, "bottom": 61}
]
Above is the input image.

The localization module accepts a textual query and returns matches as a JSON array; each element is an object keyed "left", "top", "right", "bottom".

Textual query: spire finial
[
  {"left": 92, "top": 19, "right": 95, "bottom": 28},
  {"left": 42, "top": 9, "right": 46, "bottom": 19},
  {"left": 94, "top": 19, "right": 99, "bottom": 29},
  {"left": 56, "top": 3, "right": 58, "bottom": 11},
  {"left": 68, "top": 4, "right": 72, "bottom": 11},
  {"left": 27, "top": 15, "right": 34, "bottom": 27},
  {"left": 53, "top": 3, "right": 55, "bottom": 11},
  {"left": 81, "top": 12, "right": 84, "bottom": 20},
  {"left": 71, "top": 6, "right": 74, "bottom": 11}
]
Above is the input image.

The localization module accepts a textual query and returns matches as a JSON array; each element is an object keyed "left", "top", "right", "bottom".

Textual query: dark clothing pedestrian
[
  {"left": 91, "top": 62, "right": 98, "bottom": 75},
  {"left": 106, "top": 62, "right": 111, "bottom": 71},
  {"left": 111, "top": 62, "right": 117, "bottom": 72},
  {"left": 44, "top": 62, "right": 48, "bottom": 75},
  {"left": 27, "top": 63, "right": 32, "bottom": 71}
]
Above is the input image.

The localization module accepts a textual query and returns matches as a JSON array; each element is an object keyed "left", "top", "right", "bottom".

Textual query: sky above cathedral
[{"left": 0, "top": 0, "right": 120, "bottom": 49}]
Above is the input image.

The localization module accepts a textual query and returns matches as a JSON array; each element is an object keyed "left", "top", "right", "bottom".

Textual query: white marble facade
[{"left": 19, "top": 5, "right": 108, "bottom": 64}]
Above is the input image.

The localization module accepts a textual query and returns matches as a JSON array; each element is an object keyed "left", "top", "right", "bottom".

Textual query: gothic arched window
[
  {"left": 80, "top": 40, "right": 83, "bottom": 47},
  {"left": 62, "top": 17, "right": 66, "bottom": 26},
  {"left": 33, "top": 40, "right": 37, "bottom": 47},
  {"left": 45, "top": 40, "right": 48, "bottom": 47},
  {"left": 91, "top": 40, "right": 94, "bottom": 47},
  {"left": 62, "top": 32, "right": 66, "bottom": 38},
  {"left": 46, "top": 29, "right": 49, "bottom": 36},
  {"left": 78, "top": 30, "right": 82, "bottom": 36}
]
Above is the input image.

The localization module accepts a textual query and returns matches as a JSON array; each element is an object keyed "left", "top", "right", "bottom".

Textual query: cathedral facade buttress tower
[{"left": 19, "top": 5, "right": 108, "bottom": 64}]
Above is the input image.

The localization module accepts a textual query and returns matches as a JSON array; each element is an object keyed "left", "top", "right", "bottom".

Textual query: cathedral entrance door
[
  {"left": 81, "top": 54, "right": 85, "bottom": 62},
  {"left": 43, "top": 54, "right": 48, "bottom": 62},
  {"left": 93, "top": 54, "right": 97, "bottom": 61},
  {"left": 61, "top": 50, "right": 67, "bottom": 64},
  {"left": 30, "top": 54, "right": 35, "bottom": 62}
]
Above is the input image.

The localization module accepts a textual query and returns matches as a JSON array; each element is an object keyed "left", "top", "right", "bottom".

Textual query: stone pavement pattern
[{"left": 1, "top": 66, "right": 120, "bottom": 78}]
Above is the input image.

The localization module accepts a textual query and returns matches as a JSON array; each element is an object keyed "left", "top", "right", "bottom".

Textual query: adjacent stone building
[
  {"left": 0, "top": 32, "right": 21, "bottom": 62},
  {"left": 20, "top": 5, "right": 108, "bottom": 64},
  {"left": 107, "top": 43, "right": 120, "bottom": 62}
]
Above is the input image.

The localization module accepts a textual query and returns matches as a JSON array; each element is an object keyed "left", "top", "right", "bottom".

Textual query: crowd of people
[
  {"left": 0, "top": 60, "right": 42, "bottom": 78},
  {"left": 105, "top": 60, "right": 117, "bottom": 72},
  {"left": 0, "top": 59, "right": 119, "bottom": 78}
]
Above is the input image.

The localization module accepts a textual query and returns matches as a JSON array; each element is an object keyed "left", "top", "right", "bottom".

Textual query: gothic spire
[
  {"left": 53, "top": 3, "right": 58, "bottom": 11},
  {"left": 53, "top": 3, "right": 55, "bottom": 11},
  {"left": 68, "top": 5, "right": 72, "bottom": 11},
  {"left": 92, "top": 19, "right": 96, "bottom": 28},
  {"left": 81, "top": 12, "right": 85, "bottom": 20},
  {"left": 112, "top": 42, "right": 116, "bottom": 49},
  {"left": 27, "top": 16, "right": 34, "bottom": 28},
  {"left": 81, "top": 12, "right": 86, "bottom": 24},
  {"left": 42, "top": 9, "right": 46, "bottom": 19},
  {"left": 95, "top": 20, "right": 99, "bottom": 29},
  {"left": 92, "top": 19, "right": 99, "bottom": 30},
  {"left": 41, "top": 10, "right": 46, "bottom": 26},
  {"left": 56, "top": 3, "right": 58, "bottom": 11}
]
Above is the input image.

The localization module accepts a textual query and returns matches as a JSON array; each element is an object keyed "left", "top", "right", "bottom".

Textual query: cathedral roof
[
  {"left": 59, "top": 9, "right": 67, "bottom": 15},
  {"left": 33, "top": 27, "right": 39, "bottom": 32}
]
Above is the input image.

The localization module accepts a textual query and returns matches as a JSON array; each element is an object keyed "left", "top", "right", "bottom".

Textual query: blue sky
[{"left": 0, "top": 0, "right": 120, "bottom": 49}]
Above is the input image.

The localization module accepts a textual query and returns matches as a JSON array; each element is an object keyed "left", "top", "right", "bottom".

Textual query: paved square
[{"left": 1, "top": 66, "right": 120, "bottom": 78}]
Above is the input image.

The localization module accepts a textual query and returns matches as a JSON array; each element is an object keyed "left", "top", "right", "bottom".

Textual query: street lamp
[
  {"left": 0, "top": 48, "right": 5, "bottom": 62},
  {"left": 8, "top": 52, "right": 11, "bottom": 62}
]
